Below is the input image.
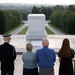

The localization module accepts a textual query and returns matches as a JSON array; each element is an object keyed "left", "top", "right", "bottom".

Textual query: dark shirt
[
  {"left": 0, "top": 42, "right": 16, "bottom": 71},
  {"left": 36, "top": 46, "right": 56, "bottom": 68},
  {"left": 58, "top": 50, "right": 74, "bottom": 75}
]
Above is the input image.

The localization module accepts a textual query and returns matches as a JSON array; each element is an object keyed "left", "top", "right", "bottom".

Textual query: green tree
[
  {"left": 31, "top": 6, "right": 41, "bottom": 13},
  {"left": 66, "top": 11, "right": 75, "bottom": 34},
  {"left": 41, "top": 6, "right": 52, "bottom": 20},
  {"left": 0, "top": 10, "right": 22, "bottom": 34},
  {"left": 52, "top": 5, "right": 65, "bottom": 11},
  {"left": 67, "top": 5, "right": 75, "bottom": 11}
]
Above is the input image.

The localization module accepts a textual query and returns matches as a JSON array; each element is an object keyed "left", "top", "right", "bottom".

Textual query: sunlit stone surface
[{"left": 26, "top": 14, "right": 47, "bottom": 40}]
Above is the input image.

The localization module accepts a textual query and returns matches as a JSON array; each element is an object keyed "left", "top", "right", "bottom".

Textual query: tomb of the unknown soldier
[{"left": 26, "top": 14, "right": 47, "bottom": 40}]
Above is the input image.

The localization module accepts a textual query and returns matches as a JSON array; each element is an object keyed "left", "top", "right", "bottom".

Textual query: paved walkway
[
  {"left": 10, "top": 24, "right": 27, "bottom": 34},
  {"left": 9, "top": 22, "right": 65, "bottom": 35},
  {"left": 46, "top": 24, "right": 64, "bottom": 35}
]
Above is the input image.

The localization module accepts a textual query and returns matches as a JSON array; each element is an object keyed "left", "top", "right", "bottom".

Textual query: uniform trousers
[{"left": 1, "top": 71, "right": 13, "bottom": 75}]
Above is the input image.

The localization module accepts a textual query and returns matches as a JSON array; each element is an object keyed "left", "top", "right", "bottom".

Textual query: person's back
[
  {"left": 22, "top": 43, "right": 38, "bottom": 75},
  {"left": 36, "top": 46, "right": 56, "bottom": 68},
  {"left": 22, "top": 51, "right": 37, "bottom": 69},
  {"left": 0, "top": 34, "right": 16, "bottom": 75},
  {"left": 58, "top": 38, "right": 74, "bottom": 75},
  {"left": 36, "top": 38, "right": 56, "bottom": 75},
  {"left": 0, "top": 43, "right": 16, "bottom": 71}
]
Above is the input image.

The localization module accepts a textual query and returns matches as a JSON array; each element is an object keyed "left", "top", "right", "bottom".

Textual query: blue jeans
[{"left": 1, "top": 71, "right": 14, "bottom": 75}]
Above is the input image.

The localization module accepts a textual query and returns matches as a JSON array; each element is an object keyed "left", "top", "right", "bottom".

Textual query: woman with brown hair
[
  {"left": 58, "top": 38, "right": 74, "bottom": 75},
  {"left": 22, "top": 43, "right": 38, "bottom": 75}
]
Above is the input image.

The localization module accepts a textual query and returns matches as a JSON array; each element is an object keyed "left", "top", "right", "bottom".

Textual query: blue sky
[{"left": 0, "top": 0, "right": 75, "bottom": 5}]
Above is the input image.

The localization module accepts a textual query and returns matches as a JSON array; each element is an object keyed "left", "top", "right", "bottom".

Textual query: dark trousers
[
  {"left": 39, "top": 68, "right": 54, "bottom": 75},
  {"left": 1, "top": 71, "right": 14, "bottom": 75},
  {"left": 23, "top": 67, "right": 38, "bottom": 75}
]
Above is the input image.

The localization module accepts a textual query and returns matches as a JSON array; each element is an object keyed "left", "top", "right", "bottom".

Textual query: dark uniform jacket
[{"left": 0, "top": 42, "right": 16, "bottom": 71}]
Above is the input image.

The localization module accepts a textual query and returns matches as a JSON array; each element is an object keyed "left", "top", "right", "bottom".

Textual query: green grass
[
  {"left": 18, "top": 26, "right": 54, "bottom": 34},
  {"left": 50, "top": 24, "right": 68, "bottom": 34},
  {"left": 45, "top": 27, "right": 54, "bottom": 34},
  {"left": 5, "top": 24, "right": 22, "bottom": 34},
  {"left": 18, "top": 26, "right": 28, "bottom": 34}
]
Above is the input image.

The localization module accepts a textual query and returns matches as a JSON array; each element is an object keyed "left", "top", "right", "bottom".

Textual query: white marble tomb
[{"left": 26, "top": 14, "right": 47, "bottom": 40}]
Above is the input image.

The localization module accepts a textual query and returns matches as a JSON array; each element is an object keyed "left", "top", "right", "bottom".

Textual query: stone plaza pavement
[{"left": 0, "top": 35, "right": 75, "bottom": 75}]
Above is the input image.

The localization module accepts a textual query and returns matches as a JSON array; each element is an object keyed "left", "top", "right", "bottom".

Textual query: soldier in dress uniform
[{"left": 0, "top": 34, "right": 17, "bottom": 75}]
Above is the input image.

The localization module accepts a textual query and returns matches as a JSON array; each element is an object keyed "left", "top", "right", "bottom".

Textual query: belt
[{"left": 40, "top": 67, "right": 53, "bottom": 69}]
